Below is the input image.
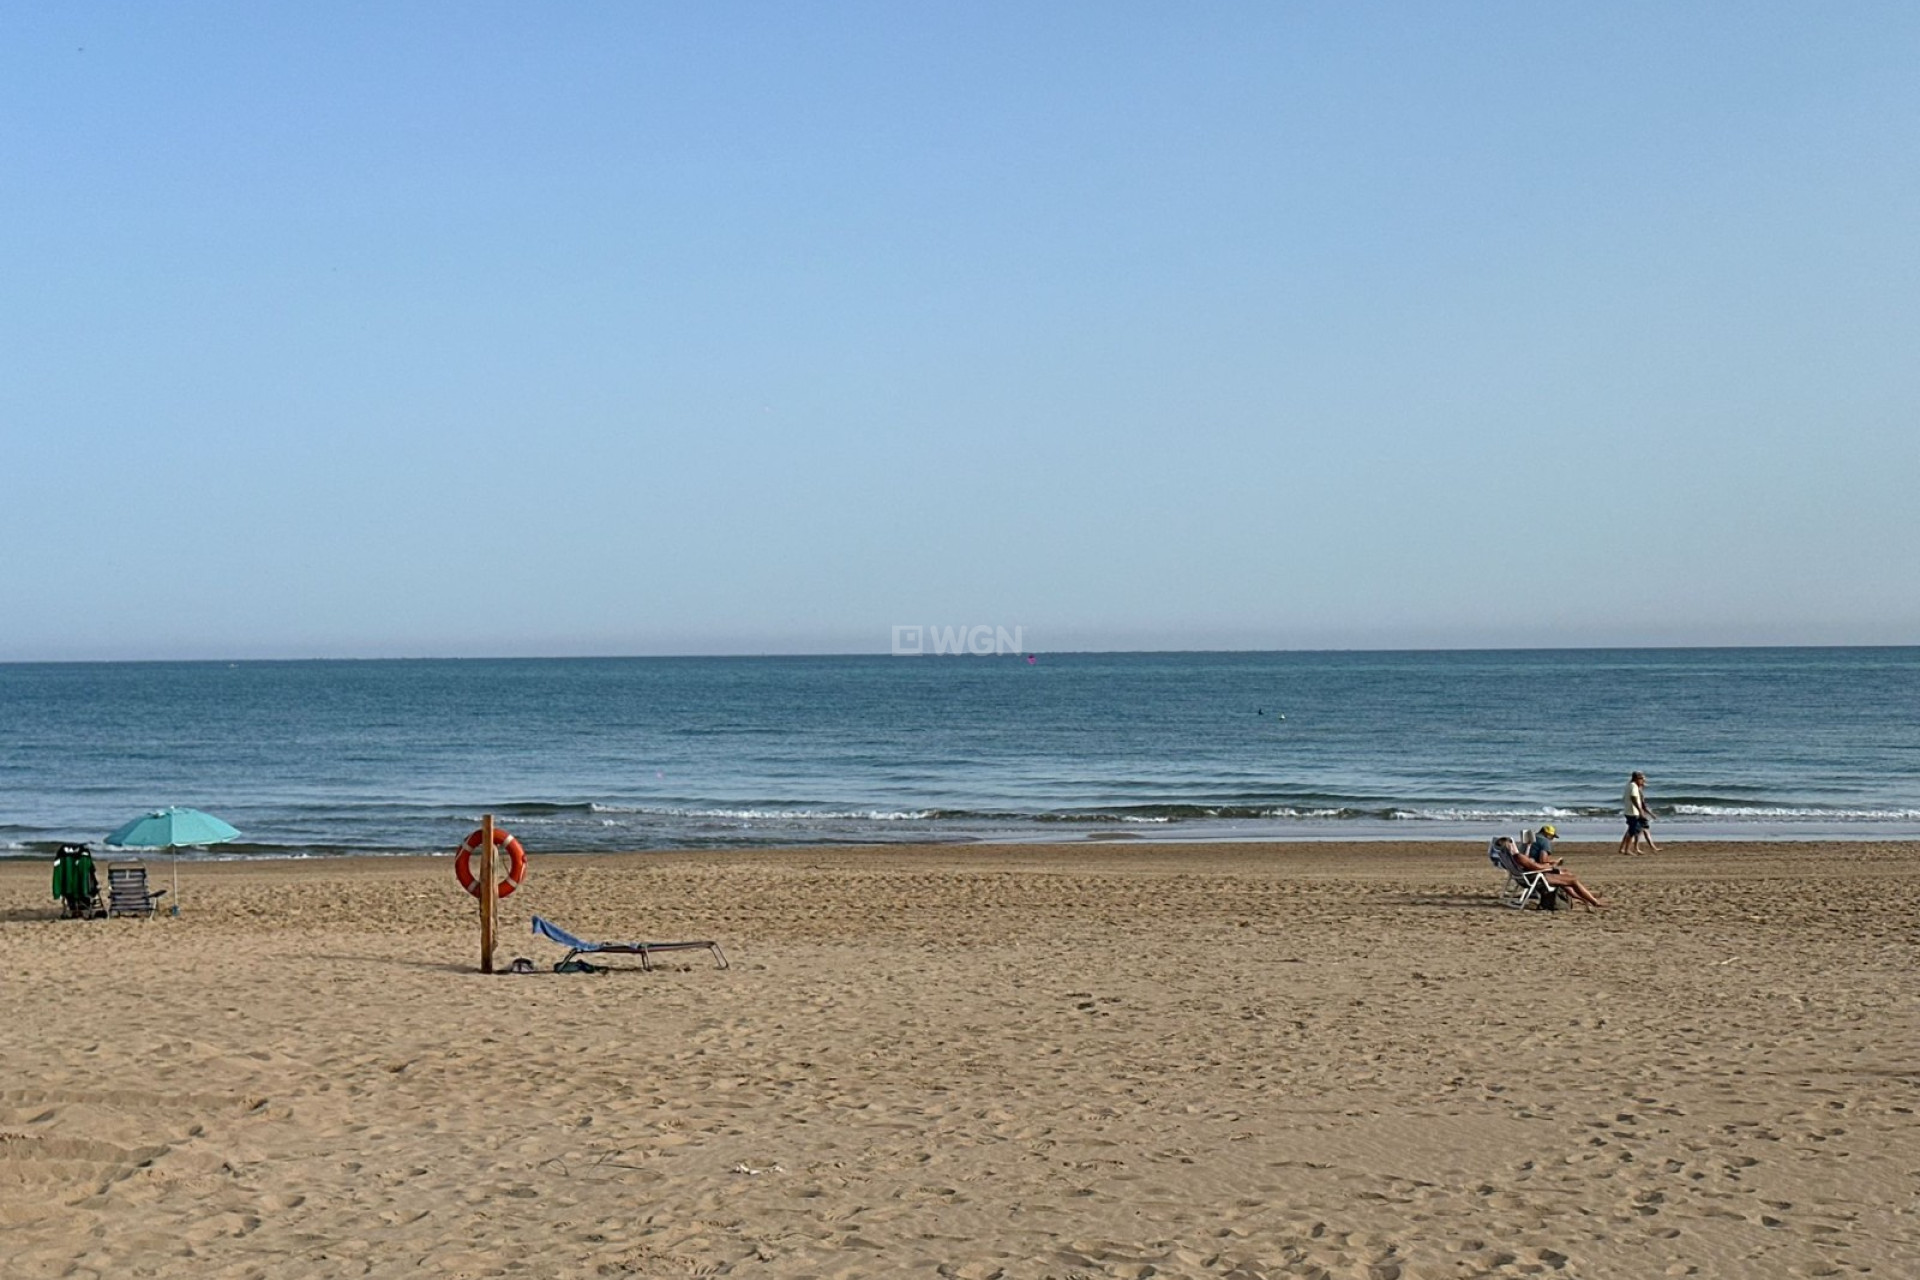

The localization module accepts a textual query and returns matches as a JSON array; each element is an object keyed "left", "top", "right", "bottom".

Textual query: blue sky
[{"left": 4, "top": 3, "right": 1916, "bottom": 659}]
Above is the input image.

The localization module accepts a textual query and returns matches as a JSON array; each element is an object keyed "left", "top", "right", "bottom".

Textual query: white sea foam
[
  {"left": 1253, "top": 807, "right": 1347, "bottom": 819},
  {"left": 1669, "top": 804, "right": 1920, "bottom": 820},
  {"left": 689, "top": 808, "right": 937, "bottom": 822},
  {"left": 589, "top": 803, "right": 934, "bottom": 820},
  {"left": 1386, "top": 806, "right": 1582, "bottom": 822}
]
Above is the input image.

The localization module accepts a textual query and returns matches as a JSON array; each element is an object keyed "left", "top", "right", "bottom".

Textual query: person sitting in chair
[
  {"left": 1528, "top": 824, "right": 1563, "bottom": 867},
  {"left": 1507, "top": 829, "right": 1608, "bottom": 911}
]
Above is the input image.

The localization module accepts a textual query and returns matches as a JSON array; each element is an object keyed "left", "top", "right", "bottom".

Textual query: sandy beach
[{"left": 1, "top": 840, "right": 1913, "bottom": 1278}]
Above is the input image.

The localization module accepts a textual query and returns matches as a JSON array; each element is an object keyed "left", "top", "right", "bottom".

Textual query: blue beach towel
[{"left": 531, "top": 916, "right": 595, "bottom": 952}]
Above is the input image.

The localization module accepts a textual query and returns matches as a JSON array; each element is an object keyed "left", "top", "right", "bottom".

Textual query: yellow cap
[{"left": 1540, "top": 824, "right": 1558, "bottom": 838}]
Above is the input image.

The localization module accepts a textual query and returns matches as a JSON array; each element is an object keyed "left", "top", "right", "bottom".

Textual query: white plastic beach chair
[{"left": 1488, "top": 838, "right": 1561, "bottom": 911}]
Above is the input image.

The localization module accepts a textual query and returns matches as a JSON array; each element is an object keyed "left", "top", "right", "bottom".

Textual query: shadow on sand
[{"left": 1394, "top": 893, "right": 1516, "bottom": 910}]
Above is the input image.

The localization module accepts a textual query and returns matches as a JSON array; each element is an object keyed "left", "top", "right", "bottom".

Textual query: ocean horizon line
[{"left": 5, "top": 641, "right": 1919, "bottom": 668}]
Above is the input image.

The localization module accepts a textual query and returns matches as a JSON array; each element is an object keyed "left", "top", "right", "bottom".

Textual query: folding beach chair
[
  {"left": 1488, "top": 838, "right": 1562, "bottom": 911},
  {"left": 531, "top": 916, "right": 728, "bottom": 971},
  {"left": 106, "top": 865, "right": 168, "bottom": 918}
]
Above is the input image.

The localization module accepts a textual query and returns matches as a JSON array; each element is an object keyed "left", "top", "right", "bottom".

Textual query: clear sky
[{"left": 5, "top": 3, "right": 1916, "bottom": 659}]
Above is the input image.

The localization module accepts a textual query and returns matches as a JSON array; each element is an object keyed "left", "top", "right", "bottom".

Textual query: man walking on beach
[{"left": 1619, "top": 771, "right": 1659, "bottom": 855}]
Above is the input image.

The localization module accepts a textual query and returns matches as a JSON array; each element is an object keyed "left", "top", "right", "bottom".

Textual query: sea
[{"left": 3, "top": 649, "right": 1918, "bottom": 860}]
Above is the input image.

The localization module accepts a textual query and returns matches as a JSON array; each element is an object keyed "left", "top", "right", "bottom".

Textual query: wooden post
[{"left": 479, "top": 812, "right": 497, "bottom": 974}]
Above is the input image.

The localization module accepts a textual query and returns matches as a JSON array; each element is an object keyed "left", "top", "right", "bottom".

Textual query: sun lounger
[
  {"left": 1488, "top": 838, "right": 1562, "bottom": 911},
  {"left": 531, "top": 916, "right": 728, "bottom": 971},
  {"left": 106, "top": 865, "right": 168, "bottom": 918}
]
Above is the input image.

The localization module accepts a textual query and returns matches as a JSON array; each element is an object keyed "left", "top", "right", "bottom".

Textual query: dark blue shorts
[{"left": 1625, "top": 816, "right": 1649, "bottom": 836}]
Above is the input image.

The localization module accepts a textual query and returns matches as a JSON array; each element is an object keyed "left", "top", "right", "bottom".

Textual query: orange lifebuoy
[{"left": 455, "top": 827, "right": 527, "bottom": 898}]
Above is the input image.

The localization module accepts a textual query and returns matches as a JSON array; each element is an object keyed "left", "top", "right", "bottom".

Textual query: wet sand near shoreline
[{"left": 2, "top": 841, "right": 1914, "bottom": 1278}]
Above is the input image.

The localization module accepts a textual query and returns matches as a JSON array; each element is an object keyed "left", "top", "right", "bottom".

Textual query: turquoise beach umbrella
[{"left": 104, "top": 806, "right": 240, "bottom": 916}]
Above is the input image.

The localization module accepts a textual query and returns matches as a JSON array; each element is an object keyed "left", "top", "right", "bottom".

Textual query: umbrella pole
[{"left": 171, "top": 846, "right": 181, "bottom": 916}]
